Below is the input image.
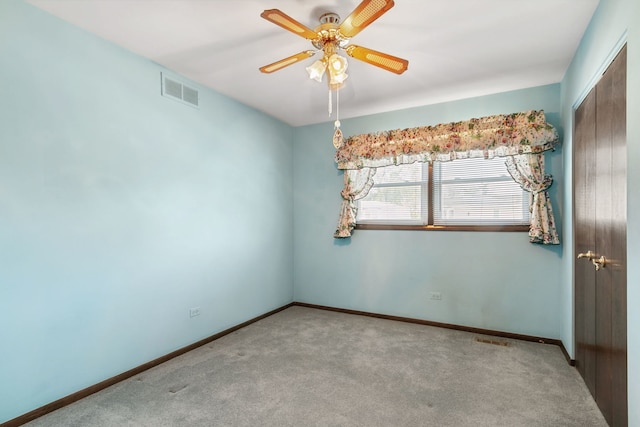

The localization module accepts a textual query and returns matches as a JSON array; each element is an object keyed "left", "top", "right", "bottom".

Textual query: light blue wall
[
  {"left": 293, "top": 84, "right": 564, "bottom": 340},
  {"left": 0, "top": 1, "right": 293, "bottom": 422},
  {"left": 560, "top": 0, "right": 639, "bottom": 424}
]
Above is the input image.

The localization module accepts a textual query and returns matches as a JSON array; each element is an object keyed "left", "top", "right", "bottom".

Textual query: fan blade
[
  {"left": 259, "top": 50, "right": 316, "bottom": 74},
  {"left": 261, "top": 9, "right": 319, "bottom": 40},
  {"left": 345, "top": 45, "right": 408, "bottom": 74},
  {"left": 339, "top": 0, "right": 395, "bottom": 38}
]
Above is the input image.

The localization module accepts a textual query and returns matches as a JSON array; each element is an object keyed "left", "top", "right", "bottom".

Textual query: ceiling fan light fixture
[
  {"left": 260, "top": 0, "right": 408, "bottom": 120},
  {"left": 329, "top": 68, "right": 348, "bottom": 88},
  {"left": 328, "top": 53, "right": 348, "bottom": 74},
  {"left": 306, "top": 59, "right": 327, "bottom": 82}
]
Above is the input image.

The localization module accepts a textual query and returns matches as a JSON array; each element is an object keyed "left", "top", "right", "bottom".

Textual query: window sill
[{"left": 355, "top": 224, "right": 529, "bottom": 232}]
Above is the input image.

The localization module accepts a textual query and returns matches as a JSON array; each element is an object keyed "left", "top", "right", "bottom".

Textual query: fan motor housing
[{"left": 313, "top": 12, "right": 349, "bottom": 49}]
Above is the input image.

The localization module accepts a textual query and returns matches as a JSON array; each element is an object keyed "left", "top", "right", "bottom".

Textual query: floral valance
[{"left": 335, "top": 110, "right": 559, "bottom": 170}]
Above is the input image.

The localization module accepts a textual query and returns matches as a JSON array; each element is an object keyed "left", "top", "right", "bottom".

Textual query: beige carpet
[{"left": 25, "top": 306, "right": 607, "bottom": 426}]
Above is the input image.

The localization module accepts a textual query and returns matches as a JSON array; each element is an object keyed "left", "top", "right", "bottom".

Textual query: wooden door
[
  {"left": 574, "top": 45, "right": 627, "bottom": 426},
  {"left": 608, "top": 46, "right": 627, "bottom": 427},
  {"left": 574, "top": 85, "right": 597, "bottom": 398}
]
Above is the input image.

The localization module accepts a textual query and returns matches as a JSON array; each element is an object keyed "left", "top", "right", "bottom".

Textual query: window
[
  {"left": 356, "top": 157, "right": 530, "bottom": 230},
  {"left": 356, "top": 162, "right": 428, "bottom": 226}
]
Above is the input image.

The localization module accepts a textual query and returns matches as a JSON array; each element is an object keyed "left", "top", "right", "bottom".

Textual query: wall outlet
[
  {"left": 189, "top": 307, "right": 201, "bottom": 318},
  {"left": 429, "top": 292, "right": 442, "bottom": 301}
]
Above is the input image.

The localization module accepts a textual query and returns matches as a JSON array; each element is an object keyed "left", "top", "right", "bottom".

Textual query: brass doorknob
[
  {"left": 592, "top": 256, "right": 607, "bottom": 271},
  {"left": 577, "top": 250, "right": 596, "bottom": 260}
]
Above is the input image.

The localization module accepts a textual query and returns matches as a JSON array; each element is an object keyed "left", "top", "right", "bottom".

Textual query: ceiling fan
[{"left": 259, "top": 0, "right": 409, "bottom": 89}]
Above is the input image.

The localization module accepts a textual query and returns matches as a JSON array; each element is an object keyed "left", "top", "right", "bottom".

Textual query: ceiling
[{"left": 26, "top": 0, "right": 599, "bottom": 127}]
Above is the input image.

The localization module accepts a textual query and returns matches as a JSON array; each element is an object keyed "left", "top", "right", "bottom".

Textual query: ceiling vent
[{"left": 161, "top": 73, "right": 199, "bottom": 108}]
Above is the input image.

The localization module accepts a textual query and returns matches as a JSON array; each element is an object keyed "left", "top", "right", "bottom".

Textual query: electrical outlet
[
  {"left": 189, "top": 307, "right": 201, "bottom": 318},
  {"left": 429, "top": 292, "right": 442, "bottom": 301}
]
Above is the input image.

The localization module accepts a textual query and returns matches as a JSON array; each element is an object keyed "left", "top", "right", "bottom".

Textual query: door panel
[
  {"left": 574, "top": 88, "right": 597, "bottom": 397},
  {"left": 610, "top": 45, "right": 627, "bottom": 427},
  {"left": 594, "top": 61, "right": 614, "bottom": 423}
]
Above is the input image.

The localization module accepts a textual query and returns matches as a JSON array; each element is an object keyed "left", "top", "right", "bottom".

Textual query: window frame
[{"left": 355, "top": 160, "right": 530, "bottom": 232}]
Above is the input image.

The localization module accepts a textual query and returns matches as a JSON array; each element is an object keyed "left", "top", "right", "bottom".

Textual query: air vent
[
  {"left": 161, "top": 73, "right": 199, "bottom": 108},
  {"left": 475, "top": 337, "right": 510, "bottom": 347}
]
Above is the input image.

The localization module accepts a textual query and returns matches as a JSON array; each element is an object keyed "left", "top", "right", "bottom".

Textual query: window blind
[{"left": 433, "top": 157, "right": 529, "bottom": 225}]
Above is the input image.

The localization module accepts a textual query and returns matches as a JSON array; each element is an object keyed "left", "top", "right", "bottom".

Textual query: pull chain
[
  {"left": 336, "top": 88, "right": 339, "bottom": 123},
  {"left": 332, "top": 88, "right": 343, "bottom": 149}
]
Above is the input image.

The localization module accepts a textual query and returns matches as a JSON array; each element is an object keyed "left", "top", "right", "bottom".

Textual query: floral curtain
[
  {"left": 334, "top": 168, "right": 376, "bottom": 238},
  {"left": 334, "top": 110, "right": 560, "bottom": 243},
  {"left": 505, "top": 154, "right": 560, "bottom": 244},
  {"left": 334, "top": 110, "right": 558, "bottom": 169}
]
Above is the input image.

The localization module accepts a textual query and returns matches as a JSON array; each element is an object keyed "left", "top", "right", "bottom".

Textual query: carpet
[{"left": 24, "top": 306, "right": 607, "bottom": 426}]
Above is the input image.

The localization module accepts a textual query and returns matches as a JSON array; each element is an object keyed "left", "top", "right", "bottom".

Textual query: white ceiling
[{"left": 27, "top": 0, "right": 599, "bottom": 127}]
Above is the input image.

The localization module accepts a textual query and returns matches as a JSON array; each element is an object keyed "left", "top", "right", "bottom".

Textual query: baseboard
[
  {"left": 2, "top": 303, "right": 295, "bottom": 427},
  {"left": 292, "top": 302, "right": 576, "bottom": 366},
  {"left": 4, "top": 300, "right": 575, "bottom": 426}
]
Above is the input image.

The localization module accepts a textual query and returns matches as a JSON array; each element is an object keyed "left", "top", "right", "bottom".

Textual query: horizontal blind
[{"left": 433, "top": 157, "right": 529, "bottom": 225}]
